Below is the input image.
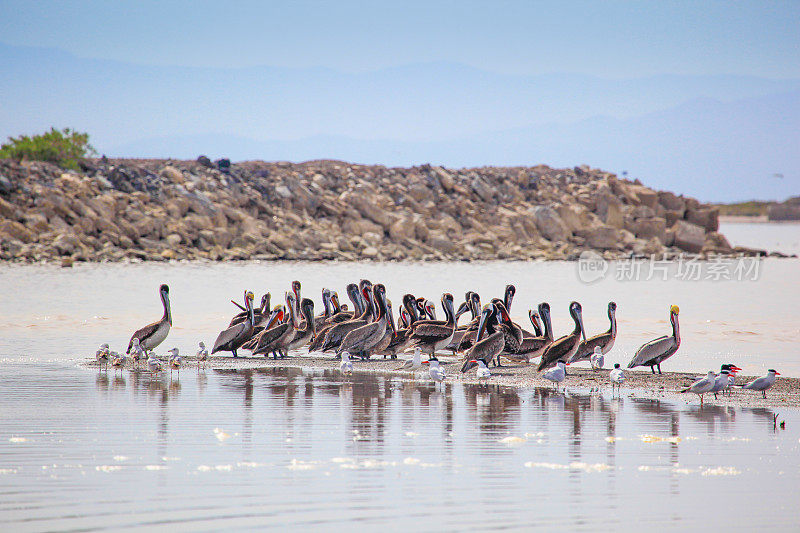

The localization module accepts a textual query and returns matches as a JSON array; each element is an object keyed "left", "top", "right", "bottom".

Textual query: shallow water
[
  {"left": 1, "top": 257, "right": 798, "bottom": 375},
  {"left": 0, "top": 362, "right": 798, "bottom": 531},
  {"left": 720, "top": 221, "right": 800, "bottom": 256}
]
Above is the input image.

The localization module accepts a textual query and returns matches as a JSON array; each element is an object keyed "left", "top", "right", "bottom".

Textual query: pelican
[
  {"left": 229, "top": 293, "right": 270, "bottom": 327},
  {"left": 570, "top": 302, "right": 617, "bottom": 364},
  {"left": 503, "top": 284, "right": 516, "bottom": 312},
  {"left": 384, "top": 295, "right": 421, "bottom": 357},
  {"left": 168, "top": 347, "right": 181, "bottom": 377},
  {"left": 517, "top": 303, "right": 553, "bottom": 360},
  {"left": 212, "top": 290, "right": 256, "bottom": 358},
  {"left": 609, "top": 363, "right": 625, "bottom": 391},
  {"left": 95, "top": 343, "right": 110, "bottom": 372},
  {"left": 127, "top": 284, "right": 171, "bottom": 355},
  {"left": 407, "top": 293, "right": 458, "bottom": 358},
  {"left": 493, "top": 301, "right": 524, "bottom": 362},
  {"left": 537, "top": 302, "right": 586, "bottom": 372},
  {"left": 338, "top": 285, "right": 389, "bottom": 359},
  {"left": 590, "top": 346, "right": 604, "bottom": 370},
  {"left": 543, "top": 360, "right": 567, "bottom": 389},
  {"left": 395, "top": 347, "right": 423, "bottom": 372},
  {"left": 627, "top": 305, "right": 680, "bottom": 374},
  {"left": 527, "top": 309, "right": 543, "bottom": 337},
  {"left": 681, "top": 370, "right": 715, "bottom": 405},
  {"left": 196, "top": 342, "right": 209, "bottom": 369},
  {"left": 340, "top": 351, "right": 353, "bottom": 376},
  {"left": 739, "top": 369, "right": 780, "bottom": 398},
  {"left": 251, "top": 294, "right": 299, "bottom": 358},
  {"left": 423, "top": 357, "right": 446, "bottom": 386},
  {"left": 308, "top": 284, "right": 361, "bottom": 351},
  {"left": 461, "top": 303, "right": 504, "bottom": 371},
  {"left": 319, "top": 281, "right": 374, "bottom": 353},
  {"left": 287, "top": 298, "right": 317, "bottom": 350}
]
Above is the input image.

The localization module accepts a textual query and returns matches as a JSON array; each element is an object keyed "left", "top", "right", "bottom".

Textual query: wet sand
[{"left": 87, "top": 352, "right": 800, "bottom": 409}]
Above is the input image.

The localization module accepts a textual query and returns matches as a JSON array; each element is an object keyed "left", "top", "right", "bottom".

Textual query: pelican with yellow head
[{"left": 627, "top": 305, "right": 680, "bottom": 374}]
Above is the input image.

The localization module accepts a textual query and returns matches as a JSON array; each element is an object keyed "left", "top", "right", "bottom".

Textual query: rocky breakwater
[{"left": 0, "top": 157, "right": 760, "bottom": 263}]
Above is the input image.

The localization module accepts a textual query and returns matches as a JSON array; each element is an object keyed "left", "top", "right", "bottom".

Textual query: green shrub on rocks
[{"left": 0, "top": 128, "right": 96, "bottom": 170}]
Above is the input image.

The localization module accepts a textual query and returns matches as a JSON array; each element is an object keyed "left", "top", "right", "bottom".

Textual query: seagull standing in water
[
  {"left": 340, "top": 351, "right": 353, "bottom": 376},
  {"left": 543, "top": 360, "right": 567, "bottom": 390},
  {"left": 96, "top": 343, "right": 110, "bottom": 372},
  {"left": 423, "top": 357, "right": 446, "bottom": 387},
  {"left": 590, "top": 346, "right": 604, "bottom": 371},
  {"left": 609, "top": 363, "right": 625, "bottom": 392},
  {"left": 681, "top": 370, "right": 716, "bottom": 405},
  {"left": 739, "top": 369, "right": 780, "bottom": 399},
  {"left": 196, "top": 342, "right": 209, "bottom": 370},
  {"left": 110, "top": 351, "right": 126, "bottom": 374},
  {"left": 168, "top": 348, "right": 182, "bottom": 377},
  {"left": 147, "top": 352, "right": 163, "bottom": 374},
  {"left": 130, "top": 338, "right": 145, "bottom": 370}
]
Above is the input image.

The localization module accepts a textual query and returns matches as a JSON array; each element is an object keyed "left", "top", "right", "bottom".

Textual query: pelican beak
[{"left": 775, "top": 371, "right": 781, "bottom": 376}]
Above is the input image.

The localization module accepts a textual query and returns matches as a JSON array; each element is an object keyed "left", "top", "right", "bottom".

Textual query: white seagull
[
  {"left": 168, "top": 348, "right": 182, "bottom": 377},
  {"left": 130, "top": 338, "right": 145, "bottom": 369},
  {"left": 395, "top": 347, "right": 423, "bottom": 373},
  {"left": 609, "top": 363, "right": 625, "bottom": 392},
  {"left": 740, "top": 369, "right": 780, "bottom": 399},
  {"left": 196, "top": 342, "right": 209, "bottom": 369},
  {"left": 590, "top": 346, "right": 604, "bottom": 371},
  {"left": 110, "top": 351, "right": 126, "bottom": 374},
  {"left": 681, "top": 370, "right": 716, "bottom": 405},
  {"left": 96, "top": 343, "right": 110, "bottom": 372},
  {"left": 147, "top": 352, "right": 163, "bottom": 374},
  {"left": 340, "top": 351, "right": 353, "bottom": 376},
  {"left": 543, "top": 360, "right": 567, "bottom": 390},
  {"left": 423, "top": 357, "right": 446, "bottom": 386}
]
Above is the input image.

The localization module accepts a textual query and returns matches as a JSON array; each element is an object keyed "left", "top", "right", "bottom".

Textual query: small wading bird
[
  {"left": 196, "top": 342, "right": 209, "bottom": 370},
  {"left": 590, "top": 346, "right": 604, "bottom": 371},
  {"left": 609, "top": 363, "right": 625, "bottom": 392},
  {"left": 340, "top": 351, "right": 353, "bottom": 376},
  {"left": 130, "top": 338, "right": 145, "bottom": 369},
  {"left": 96, "top": 343, "right": 110, "bottom": 372},
  {"left": 110, "top": 351, "right": 126, "bottom": 374},
  {"left": 473, "top": 359, "right": 491, "bottom": 383},
  {"left": 127, "top": 284, "right": 172, "bottom": 356},
  {"left": 628, "top": 305, "right": 680, "bottom": 374},
  {"left": 681, "top": 370, "right": 716, "bottom": 405},
  {"left": 147, "top": 352, "right": 163, "bottom": 374},
  {"left": 168, "top": 348, "right": 181, "bottom": 377},
  {"left": 543, "top": 360, "right": 567, "bottom": 390},
  {"left": 395, "top": 347, "right": 423, "bottom": 373},
  {"left": 423, "top": 357, "right": 446, "bottom": 387},
  {"left": 739, "top": 369, "right": 780, "bottom": 399}
]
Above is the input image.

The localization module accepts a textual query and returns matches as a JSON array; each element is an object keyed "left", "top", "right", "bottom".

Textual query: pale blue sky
[{"left": 1, "top": 0, "right": 798, "bottom": 77}]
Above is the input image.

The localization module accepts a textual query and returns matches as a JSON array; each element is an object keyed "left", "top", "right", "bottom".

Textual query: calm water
[
  {"left": 720, "top": 221, "right": 800, "bottom": 256},
  {"left": 0, "top": 363, "right": 798, "bottom": 531}
]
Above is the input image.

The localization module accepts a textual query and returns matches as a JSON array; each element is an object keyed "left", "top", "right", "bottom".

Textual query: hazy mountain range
[{"left": 1, "top": 42, "right": 797, "bottom": 201}]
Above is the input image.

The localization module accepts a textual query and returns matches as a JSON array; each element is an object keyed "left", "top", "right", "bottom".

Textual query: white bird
[
  {"left": 473, "top": 359, "right": 491, "bottom": 382},
  {"left": 110, "top": 351, "right": 126, "bottom": 374},
  {"left": 423, "top": 357, "right": 446, "bottom": 386},
  {"left": 95, "top": 343, "right": 110, "bottom": 372},
  {"left": 710, "top": 369, "right": 731, "bottom": 399},
  {"left": 395, "top": 347, "right": 423, "bottom": 373},
  {"left": 147, "top": 352, "right": 163, "bottom": 373},
  {"left": 130, "top": 338, "right": 145, "bottom": 369},
  {"left": 609, "top": 363, "right": 625, "bottom": 392},
  {"left": 340, "top": 351, "right": 353, "bottom": 376},
  {"left": 196, "top": 342, "right": 209, "bottom": 369},
  {"left": 681, "top": 370, "right": 716, "bottom": 405},
  {"left": 725, "top": 365, "right": 742, "bottom": 395},
  {"left": 543, "top": 360, "right": 567, "bottom": 389},
  {"left": 740, "top": 369, "right": 780, "bottom": 399},
  {"left": 168, "top": 348, "right": 181, "bottom": 376},
  {"left": 590, "top": 346, "right": 604, "bottom": 371}
]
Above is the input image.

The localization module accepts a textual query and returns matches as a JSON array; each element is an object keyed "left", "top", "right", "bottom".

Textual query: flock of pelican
[{"left": 94, "top": 282, "right": 781, "bottom": 400}]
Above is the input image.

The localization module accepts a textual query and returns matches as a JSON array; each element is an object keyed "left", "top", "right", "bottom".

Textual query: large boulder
[
  {"left": 672, "top": 220, "right": 706, "bottom": 253},
  {"left": 530, "top": 206, "right": 570, "bottom": 242},
  {"left": 1, "top": 220, "right": 35, "bottom": 243},
  {"left": 583, "top": 225, "right": 620, "bottom": 250},
  {"left": 625, "top": 216, "right": 666, "bottom": 243},
  {"left": 657, "top": 191, "right": 686, "bottom": 213},
  {"left": 685, "top": 206, "right": 719, "bottom": 232}
]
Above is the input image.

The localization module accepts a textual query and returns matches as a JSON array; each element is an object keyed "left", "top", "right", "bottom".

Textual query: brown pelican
[
  {"left": 338, "top": 284, "right": 389, "bottom": 358},
  {"left": 251, "top": 293, "right": 298, "bottom": 358},
  {"left": 461, "top": 303, "right": 504, "bottom": 371},
  {"left": 527, "top": 309, "right": 543, "bottom": 337},
  {"left": 383, "top": 294, "right": 421, "bottom": 357},
  {"left": 494, "top": 301, "right": 523, "bottom": 357},
  {"left": 127, "top": 284, "right": 172, "bottom": 355},
  {"left": 314, "top": 288, "right": 333, "bottom": 329},
  {"left": 407, "top": 293, "right": 458, "bottom": 358},
  {"left": 516, "top": 303, "right": 554, "bottom": 360},
  {"left": 287, "top": 298, "right": 316, "bottom": 350},
  {"left": 229, "top": 293, "right": 270, "bottom": 327},
  {"left": 503, "top": 284, "right": 516, "bottom": 313},
  {"left": 212, "top": 291, "right": 255, "bottom": 358},
  {"left": 569, "top": 302, "right": 617, "bottom": 364},
  {"left": 290, "top": 280, "right": 302, "bottom": 320},
  {"left": 319, "top": 281, "right": 374, "bottom": 353},
  {"left": 373, "top": 300, "right": 397, "bottom": 358},
  {"left": 627, "top": 305, "right": 680, "bottom": 374},
  {"left": 308, "top": 284, "right": 362, "bottom": 352},
  {"left": 537, "top": 301, "right": 586, "bottom": 372}
]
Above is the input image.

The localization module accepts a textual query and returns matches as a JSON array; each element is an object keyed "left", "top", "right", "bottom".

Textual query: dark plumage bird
[
  {"left": 212, "top": 291, "right": 256, "bottom": 358},
  {"left": 570, "top": 302, "right": 617, "bottom": 364},
  {"left": 127, "top": 284, "right": 172, "bottom": 354},
  {"left": 537, "top": 301, "right": 586, "bottom": 372},
  {"left": 461, "top": 303, "right": 505, "bottom": 371},
  {"left": 628, "top": 305, "right": 680, "bottom": 374}
]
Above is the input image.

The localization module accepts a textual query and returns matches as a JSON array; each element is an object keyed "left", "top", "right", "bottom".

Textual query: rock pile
[{"left": 0, "top": 157, "right": 764, "bottom": 263}]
